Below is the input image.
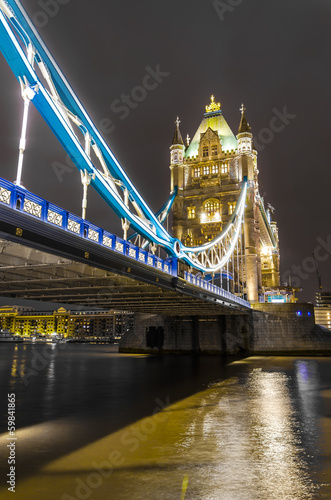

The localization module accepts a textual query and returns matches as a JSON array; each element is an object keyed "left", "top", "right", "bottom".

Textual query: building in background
[
  {"left": 0, "top": 306, "right": 134, "bottom": 339},
  {"left": 315, "top": 291, "right": 331, "bottom": 330},
  {"left": 170, "top": 96, "right": 280, "bottom": 302}
]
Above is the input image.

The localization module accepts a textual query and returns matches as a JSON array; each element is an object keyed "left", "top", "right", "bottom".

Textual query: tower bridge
[
  {"left": 0, "top": 176, "right": 249, "bottom": 315},
  {"left": 0, "top": 0, "right": 325, "bottom": 354}
]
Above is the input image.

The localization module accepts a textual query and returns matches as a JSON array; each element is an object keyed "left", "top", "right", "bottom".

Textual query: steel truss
[{"left": 0, "top": 0, "right": 247, "bottom": 274}]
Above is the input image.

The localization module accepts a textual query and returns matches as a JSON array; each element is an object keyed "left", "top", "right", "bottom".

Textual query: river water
[{"left": 0, "top": 343, "right": 331, "bottom": 499}]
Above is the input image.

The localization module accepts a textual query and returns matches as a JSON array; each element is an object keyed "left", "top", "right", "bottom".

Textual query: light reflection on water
[
  {"left": 0, "top": 346, "right": 330, "bottom": 499},
  {"left": 161, "top": 370, "right": 321, "bottom": 500}
]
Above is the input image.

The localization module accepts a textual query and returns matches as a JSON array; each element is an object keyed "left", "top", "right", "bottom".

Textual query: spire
[
  {"left": 172, "top": 116, "right": 184, "bottom": 145},
  {"left": 238, "top": 103, "right": 251, "bottom": 133}
]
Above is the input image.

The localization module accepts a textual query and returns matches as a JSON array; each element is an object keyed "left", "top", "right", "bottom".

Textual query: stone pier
[{"left": 119, "top": 303, "right": 331, "bottom": 355}]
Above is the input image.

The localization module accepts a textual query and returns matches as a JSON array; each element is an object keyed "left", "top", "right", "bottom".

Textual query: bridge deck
[{"left": 0, "top": 178, "right": 250, "bottom": 315}]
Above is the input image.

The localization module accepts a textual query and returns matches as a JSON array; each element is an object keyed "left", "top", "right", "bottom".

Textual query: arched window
[
  {"left": 211, "top": 164, "right": 218, "bottom": 174},
  {"left": 204, "top": 199, "right": 220, "bottom": 217},
  {"left": 203, "top": 165, "right": 209, "bottom": 175},
  {"left": 187, "top": 207, "right": 195, "bottom": 219},
  {"left": 221, "top": 163, "right": 228, "bottom": 174},
  {"left": 228, "top": 203, "right": 236, "bottom": 215},
  {"left": 211, "top": 145, "right": 218, "bottom": 156}
]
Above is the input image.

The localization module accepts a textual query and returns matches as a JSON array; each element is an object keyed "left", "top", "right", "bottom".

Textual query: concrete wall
[
  {"left": 119, "top": 303, "right": 331, "bottom": 355},
  {"left": 250, "top": 303, "right": 331, "bottom": 353},
  {"left": 119, "top": 312, "right": 252, "bottom": 354}
]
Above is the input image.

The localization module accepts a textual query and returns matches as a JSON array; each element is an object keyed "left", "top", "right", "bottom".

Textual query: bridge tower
[
  {"left": 170, "top": 96, "right": 280, "bottom": 303},
  {"left": 170, "top": 117, "right": 185, "bottom": 242}
]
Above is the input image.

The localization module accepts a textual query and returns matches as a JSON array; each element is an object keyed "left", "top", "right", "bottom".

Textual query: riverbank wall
[{"left": 119, "top": 303, "right": 331, "bottom": 355}]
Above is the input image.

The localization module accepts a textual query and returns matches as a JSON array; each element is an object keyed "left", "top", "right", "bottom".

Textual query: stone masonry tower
[{"left": 169, "top": 96, "right": 280, "bottom": 303}]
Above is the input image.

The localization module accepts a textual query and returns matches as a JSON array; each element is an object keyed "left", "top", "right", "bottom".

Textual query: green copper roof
[{"left": 185, "top": 111, "right": 238, "bottom": 158}]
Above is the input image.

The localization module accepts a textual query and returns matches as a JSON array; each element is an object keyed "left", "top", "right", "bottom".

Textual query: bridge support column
[
  {"left": 192, "top": 316, "right": 200, "bottom": 353},
  {"left": 119, "top": 313, "right": 252, "bottom": 354}
]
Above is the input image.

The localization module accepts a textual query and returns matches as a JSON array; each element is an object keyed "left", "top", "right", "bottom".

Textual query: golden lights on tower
[{"left": 205, "top": 95, "right": 221, "bottom": 113}]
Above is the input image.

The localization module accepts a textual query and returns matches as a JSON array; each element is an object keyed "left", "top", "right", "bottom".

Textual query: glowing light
[
  {"left": 205, "top": 95, "right": 221, "bottom": 113},
  {"left": 23, "top": 86, "right": 36, "bottom": 100},
  {"left": 261, "top": 246, "right": 272, "bottom": 256}
]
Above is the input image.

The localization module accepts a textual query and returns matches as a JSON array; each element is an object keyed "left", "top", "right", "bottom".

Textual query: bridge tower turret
[
  {"left": 170, "top": 117, "right": 185, "bottom": 241},
  {"left": 170, "top": 117, "right": 185, "bottom": 190},
  {"left": 236, "top": 104, "right": 261, "bottom": 303}
]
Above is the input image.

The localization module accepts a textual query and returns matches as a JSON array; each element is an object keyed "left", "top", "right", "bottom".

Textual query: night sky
[{"left": 0, "top": 0, "right": 330, "bottom": 302}]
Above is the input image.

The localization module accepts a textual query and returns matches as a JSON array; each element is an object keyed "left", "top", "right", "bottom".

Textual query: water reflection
[
  {"left": 161, "top": 370, "right": 320, "bottom": 499},
  {"left": 0, "top": 348, "right": 330, "bottom": 499},
  {"left": 248, "top": 370, "right": 317, "bottom": 499}
]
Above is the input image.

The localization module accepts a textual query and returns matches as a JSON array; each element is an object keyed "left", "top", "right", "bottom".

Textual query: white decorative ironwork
[
  {"left": 88, "top": 228, "right": 99, "bottom": 242},
  {"left": 139, "top": 252, "right": 145, "bottom": 263},
  {"left": 128, "top": 248, "right": 136, "bottom": 258},
  {"left": 23, "top": 199, "right": 42, "bottom": 218},
  {"left": 103, "top": 236, "right": 112, "bottom": 247},
  {"left": 156, "top": 261, "right": 162, "bottom": 270},
  {"left": 67, "top": 219, "right": 80, "bottom": 234},
  {"left": 164, "top": 264, "right": 169, "bottom": 273},
  {"left": 0, "top": 187, "right": 11, "bottom": 204},
  {"left": 47, "top": 209, "right": 63, "bottom": 227},
  {"left": 115, "top": 241, "right": 124, "bottom": 253},
  {"left": 147, "top": 256, "right": 153, "bottom": 266},
  {"left": 181, "top": 181, "right": 247, "bottom": 273}
]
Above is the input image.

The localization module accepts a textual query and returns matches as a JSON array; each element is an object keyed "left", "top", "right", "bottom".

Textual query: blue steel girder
[
  {"left": 127, "top": 186, "right": 178, "bottom": 248},
  {"left": 0, "top": 0, "right": 247, "bottom": 273}
]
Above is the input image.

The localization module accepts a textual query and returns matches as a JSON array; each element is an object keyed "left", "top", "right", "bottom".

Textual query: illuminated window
[
  {"left": 187, "top": 207, "right": 195, "bottom": 219},
  {"left": 202, "top": 146, "right": 209, "bottom": 157},
  {"left": 211, "top": 145, "right": 218, "bottom": 156},
  {"left": 204, "top": 199, "right": 220, "bottom": 217},
  {"left": 228, "top": 203, "right": 235, "bottom": 214},
  {"left": 203, "top": 165, "right": 210, "bottom": 175},
  {"left": 221, "top": 163, "right": 228, "bottom": 174},
  {"left": 194, "top": 167, "right": 201, "bottom": 178},
  {"left": 211, "top": 164, "right": 218, "bottom": 174}
]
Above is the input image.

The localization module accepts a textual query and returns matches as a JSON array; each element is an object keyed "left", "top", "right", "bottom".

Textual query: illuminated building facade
[
  {"left": 315, "top": 291, "right": 331, "bottom": 330},
  {"left": 0, "top": 306, "right": 134, "bottom": 338},
  {"left": 170, "top": 96, "right": 280, "bottom": 302}
]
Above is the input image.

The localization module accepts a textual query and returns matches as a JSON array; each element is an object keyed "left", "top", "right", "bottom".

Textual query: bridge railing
[
  {"left": 184, "top": 271, "right": 250, "bottom": 308},
  {"left": 0, "top": 177, "right": 177, "bottom": 277},
  {"left": 0, "top": 177, "right": 250, "bottom": 309}
]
